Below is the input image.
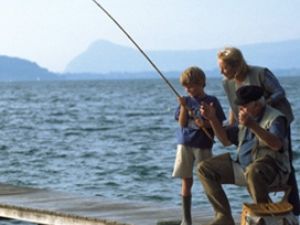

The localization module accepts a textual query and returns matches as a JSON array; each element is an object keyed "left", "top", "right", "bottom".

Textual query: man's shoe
[{"left": 206, "top": 215, "right": 235, "bottom": 225}]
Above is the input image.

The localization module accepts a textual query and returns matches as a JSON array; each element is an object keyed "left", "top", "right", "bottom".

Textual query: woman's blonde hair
[
  {"left": 217, "top": 47, "right": 249, "bottom": 78},
  {"left": 180, "top": 66, "right": 206, "bottom": 87}
]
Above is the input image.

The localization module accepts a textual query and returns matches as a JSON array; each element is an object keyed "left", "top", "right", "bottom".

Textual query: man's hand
[
  {"left": 238, "top": 108, "right": 255, "bottom": 128},
  {"left": 200, "top": 101, "right": 232, "bottom": 146},
  {"left": 200, "top": 102, "right": 216, "bottom": 121},
  {"left": 194, "top": 118, "right": 204, "bottom": 128}
]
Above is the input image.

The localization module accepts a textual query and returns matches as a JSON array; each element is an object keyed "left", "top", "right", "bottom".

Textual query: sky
[{"left": 1, "top": 0, "right": 300, "bottom": 72}]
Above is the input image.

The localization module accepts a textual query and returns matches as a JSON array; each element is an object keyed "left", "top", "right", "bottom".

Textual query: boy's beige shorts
[{"left": 172, "top": 144, "right": 212, "bottom": 178}]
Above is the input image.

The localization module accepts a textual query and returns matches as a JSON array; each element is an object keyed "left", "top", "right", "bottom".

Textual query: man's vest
[
  {"left": 223, "top": 66, "right": 294, "bottom": 124},
  {"left": 237, "top": 106, "right": 291, "bottom": 183}
]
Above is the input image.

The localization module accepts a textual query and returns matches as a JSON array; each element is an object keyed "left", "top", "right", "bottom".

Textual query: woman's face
[{"left": 218, "top": 59, "right": 236, "bottom": 79}]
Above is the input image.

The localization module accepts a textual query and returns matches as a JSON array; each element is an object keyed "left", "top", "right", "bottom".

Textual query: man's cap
[{"left": 234, "top": 85, "right": 264, "bottom": 105}]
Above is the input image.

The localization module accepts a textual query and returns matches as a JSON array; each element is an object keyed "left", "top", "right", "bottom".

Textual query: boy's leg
[
  {"left": 172, "top": 145, "right": 194, "bottom": 178},
  {"left": 180, "top": 184, "right": 192, "bottom": 225},
  {"left": 172, "top": 145, "right": 194, "bottom": 225},
  {"left": 197, "top": 153, "right": 235, "bottom": 225},
  {"left": 181, "top": 178, "right": 193, "bottom": 225},
  {"left": 182, "top": 177, "right": 193, "bottom": 196}
]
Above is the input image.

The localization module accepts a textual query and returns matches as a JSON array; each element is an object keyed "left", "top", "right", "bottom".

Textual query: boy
[{"left": 173, "top": 66, "right": 226, "bottom": 225}]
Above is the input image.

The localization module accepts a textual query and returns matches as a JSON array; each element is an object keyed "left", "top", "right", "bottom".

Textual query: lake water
[{"left": 0, "top": 76, "right": 299, "bottom": 224}]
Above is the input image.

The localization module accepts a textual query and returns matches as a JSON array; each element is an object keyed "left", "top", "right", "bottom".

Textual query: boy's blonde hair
[{"left": 180, "top": 66, "right": 206, "bottom": 87}]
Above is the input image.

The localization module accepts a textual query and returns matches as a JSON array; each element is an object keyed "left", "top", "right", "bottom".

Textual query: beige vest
[
  {"left": 223, "top": 66, "right": 294, "bottom": 124},
  {"left": 238, "top": 106, "right": 291, "bottom": 177}
]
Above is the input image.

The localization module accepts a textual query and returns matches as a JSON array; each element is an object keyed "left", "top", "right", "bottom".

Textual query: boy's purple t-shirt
[{"left": 175, "top": 95, "right": 226, "bottom": 149}]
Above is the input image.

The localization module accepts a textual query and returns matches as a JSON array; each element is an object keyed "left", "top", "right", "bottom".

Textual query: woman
[
  {"left": 217, "top": 47, "right": 293, "bottom": 126},
  {"left": 217, "top": 46, "right": 299, "bottom": 216}
]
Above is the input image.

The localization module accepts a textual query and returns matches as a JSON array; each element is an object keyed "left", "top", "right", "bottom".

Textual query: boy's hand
[{"left": 177, "top": 96, "right": 187, "bottom": 107}]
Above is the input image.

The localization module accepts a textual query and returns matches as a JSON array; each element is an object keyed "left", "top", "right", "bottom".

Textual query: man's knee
[
  {"left": 197, "top": 160, "right": 209, "bottom": 177},
  {"left": 197, "top": 159, "right": 219, "bottom": 181},
  {"left": 246, "top": 160, "right": 277, "bottom": 185}
]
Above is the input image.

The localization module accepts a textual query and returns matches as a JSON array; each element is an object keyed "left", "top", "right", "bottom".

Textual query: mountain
[
  {"left": 0, "top": 55, "right": 61, "bottom": 81},
  {"left": 64, "top": 40, "right": 215, "bottom": 73},
  {"left": 1, "top": 38, "right": 300, "bottom": 81},
  {"left": 65, "top": 39, "right": 300, "bottom": 74}
]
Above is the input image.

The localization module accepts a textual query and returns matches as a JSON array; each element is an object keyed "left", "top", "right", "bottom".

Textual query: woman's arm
[{"left": 262, "top": 69, "right": 286, "bottom": 104}]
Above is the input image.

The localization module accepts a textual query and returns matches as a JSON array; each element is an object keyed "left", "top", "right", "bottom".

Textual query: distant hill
[
  {"left": 1, "top": 38, "right": 300, "bottom": 81},
  {"left": 0, "top": 55, "right": 61, "bottom": 81},
  {"left": 65, "top": 39, "right": 300, "bottom": 74}
]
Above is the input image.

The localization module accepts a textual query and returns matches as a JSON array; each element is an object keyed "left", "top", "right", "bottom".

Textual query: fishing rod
[
  {"left": 91, "top": 0, "right": 180, "bottom": 98},
  {"left": 90, "top": 0, "right": 214, "bottom": 141}
]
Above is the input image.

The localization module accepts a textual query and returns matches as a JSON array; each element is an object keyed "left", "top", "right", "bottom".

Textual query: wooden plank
[{"left": 0, "top": 183, "right": 232, "bottom": 225}]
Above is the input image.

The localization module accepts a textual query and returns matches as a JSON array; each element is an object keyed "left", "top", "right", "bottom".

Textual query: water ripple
[{"left": 0, "top": 77, "right": 299, "bottom": 225}]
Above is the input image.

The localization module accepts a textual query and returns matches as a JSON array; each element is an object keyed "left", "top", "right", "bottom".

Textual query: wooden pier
[{"left": 0, "top": 183, "right": 237, "bottom": 225}]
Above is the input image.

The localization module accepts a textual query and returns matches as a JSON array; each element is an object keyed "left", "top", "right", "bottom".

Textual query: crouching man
[{"left": 198, "top": 85, "right": 291, "bottom": 225}]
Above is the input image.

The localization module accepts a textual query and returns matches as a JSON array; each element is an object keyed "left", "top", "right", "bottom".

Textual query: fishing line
[
  {"left": 90, "top": 0, "right": 214, "bottom": 141},
  {"left": 91, "top": 0, "right": 180, "bottom": 98}
]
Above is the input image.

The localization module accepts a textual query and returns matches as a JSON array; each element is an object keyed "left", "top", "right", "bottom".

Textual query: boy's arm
[{"left": 177, "top": 97, "right": 188, "bottom": 127}]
